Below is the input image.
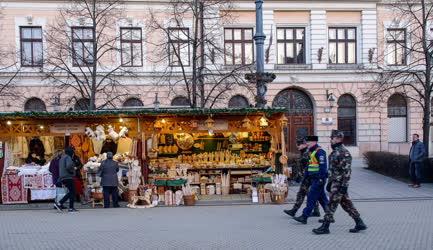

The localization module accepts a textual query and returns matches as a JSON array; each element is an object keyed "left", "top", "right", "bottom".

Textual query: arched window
[
  {"left": 24, "top": 97, "right": 46, "bottom": 112},
  {"left": 388, "top": 94, "right": 407, "bottom": 142},
  {"left": 272, "top": 88, "right": 313, "bottom": 115},
  {"left": 123, "top": 97, "right": 144, "bottom": 107},
  {"left": 337, "top": 94, "right": 357, "bottom": 146},
  {"left": 228, "top": 95, "right": 250, "bottom": 108},
  {"left": 74, "top": 98, "right": 90, "bottom": 111},
  {"left": 171, "top": 96, "right": 190, "bottom": 106}
]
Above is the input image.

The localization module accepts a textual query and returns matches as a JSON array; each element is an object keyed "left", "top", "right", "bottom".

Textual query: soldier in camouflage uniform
[
  {"left": 313, "top": 130, "right": 367, "bottom": 235},
  {"left": 284, "top": 138, "right": 320, "bottom": 218}
]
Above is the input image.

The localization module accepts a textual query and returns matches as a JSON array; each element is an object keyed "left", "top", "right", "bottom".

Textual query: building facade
[{"left": 0, "top": 0, "right": 425, "bottom": 157}]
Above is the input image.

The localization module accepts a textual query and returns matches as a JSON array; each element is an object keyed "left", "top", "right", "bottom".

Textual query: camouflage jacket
[
  {"left": 328, "top": 143, "right": 352, "bottom": 187},
  {"left": 293, "top": 149, "right": 309, "bottom": 178}
]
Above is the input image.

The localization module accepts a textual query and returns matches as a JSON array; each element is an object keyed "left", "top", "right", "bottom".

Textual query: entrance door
[{"left": 273, "top": 88, "right": 314, "bottom": 153}]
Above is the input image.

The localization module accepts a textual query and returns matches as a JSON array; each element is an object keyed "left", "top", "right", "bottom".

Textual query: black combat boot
[
  {"left": 293, "top": 215, "right": 308, "bottom": 224},
  {"left": 283, "top": 208, "right": 297, "bottom": 217},
  {"left": 318, "top": 218, "right": 335, "bottom": 223},
  {"left": 312, "top": 221, "right": 330, "bottom": 235},
  {"left": 349, "top": 217, "right": 367, "bottom": 233}
]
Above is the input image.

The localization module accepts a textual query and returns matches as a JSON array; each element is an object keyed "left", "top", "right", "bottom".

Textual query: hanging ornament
[
  {"left": 205, "top": 116, "right": 215, "bottom": 129},
  {"left": 259, "top": 115, "right": 269, "bottom": 128},
  {"left": 242, "top": 117, "right": 252, "bottom": 129},
  {"left": 280, "top": 114, "right": 288, "bottom": 127}
]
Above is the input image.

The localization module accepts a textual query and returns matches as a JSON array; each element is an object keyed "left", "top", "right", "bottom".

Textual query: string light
[{"left": 6, "top": 121, "right": 12, "bottom": 125}]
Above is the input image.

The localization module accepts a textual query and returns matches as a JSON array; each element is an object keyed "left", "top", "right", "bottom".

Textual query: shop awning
[{"left": 0, "top": 107, "right": 286, "bottom": 121}]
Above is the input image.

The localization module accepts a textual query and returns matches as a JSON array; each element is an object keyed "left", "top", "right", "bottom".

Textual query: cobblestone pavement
[{"left": 0, "top": 199, "right": 432, "bottom": 250}]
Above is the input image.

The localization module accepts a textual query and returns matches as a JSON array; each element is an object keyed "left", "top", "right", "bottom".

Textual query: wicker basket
[
  {"left": 92, "top": 192, "right": 103, "bottom": 200},
  {"left": 183, "top": 195, "right": 196, "bottom": 206},
  {"left": 128, "top": 189, "right": 137, "bottom": 203},
  {"left": 271, "top": 193, "right": 286, "bottom": 204},
  {"left": 221, "top": 186, "right": 230, "bottom": 195}
]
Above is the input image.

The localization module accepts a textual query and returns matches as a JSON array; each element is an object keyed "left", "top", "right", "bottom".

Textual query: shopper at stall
[
  {"left": 284, "top": 137, "right": 321, "bottom": 218},
  {"left": 54, "top": 146, "right": 78, "bottom": 213},
  {"left": 313, "top": 130, "right": 367, "bottom": 234},
  {"left": 98, "top": 152, "right": 120, "bottom": 208},
  {"left": 293, "top": 135, "right": 329, "bottom": 224}
]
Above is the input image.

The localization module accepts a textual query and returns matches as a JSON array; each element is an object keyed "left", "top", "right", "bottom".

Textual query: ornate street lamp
[{"left": 246, "top": 0, "right": 276, "bottom": 108}]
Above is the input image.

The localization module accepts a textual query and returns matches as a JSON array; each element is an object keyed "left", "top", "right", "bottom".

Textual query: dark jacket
[
  {"left": 49, "top": 155, "right": 61, "bottom": 184},
  {"left": 98, "top": 159, "right": 119, "bottom": 187},
  {"left": 59, "top": 154, "right": 75, "bottom": 181},
  {"left": 409, "top": 140, "right": 426, "bottom": 163}
]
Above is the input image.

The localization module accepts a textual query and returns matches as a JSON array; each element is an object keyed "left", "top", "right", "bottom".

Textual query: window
[
  {"left": 123, "top": 97, "right": 143, "bottom": 107},
  {"left": 72, "top": 27, "right": 95, "bottom": 66},
  {"left": 224, "top": 28, "right": 254, "bottom": 65},
  {"left": 120, "top": 28, "right": 143, "bottom": 67},
  {"left": 337, "top": 94, "right": 357, "bottom": 146},
  {"left": 228, "top": 95, "right": 250, "bottom": 108},
  {"left": 277, "top": 27, "right": 305, "bottom": 64},
  {"left": 24, "top": 97, "right": 46, "bottom": 112},
  {"left": 168, "top": 28, "right": 190, "bottom": 66},
  {"left": 20, "top": 26, "right": 43, "bottom": 67},
  {"left": 329, "top": 27, "right": 357, "bottom": 64},
  {"left": 388, "top": 94, "right": 407, "bottom": 142},
  {"left": 386, "top": 28, "right": 406, "bottom": 65},
  {"left": 74, "top": 98, "right": 90, "bottom": 111},
  {"left": 171, "top": 96, "right": 190, "bottom": 106}
]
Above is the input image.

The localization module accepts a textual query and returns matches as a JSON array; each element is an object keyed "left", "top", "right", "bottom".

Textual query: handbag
[{"left": 55, "top": 186, "right": 68, "bottom": 203}]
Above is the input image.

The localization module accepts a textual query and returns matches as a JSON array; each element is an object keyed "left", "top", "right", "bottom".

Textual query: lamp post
[{"left": 246, "top": 0, "right": 275, "bottom": 108}]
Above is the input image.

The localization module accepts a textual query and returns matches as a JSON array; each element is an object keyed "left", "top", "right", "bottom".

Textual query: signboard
[
  {"left": 197, "top": 119, "right": 228, "bottom": 131},
  {"left": 50, "top": 124, "right": 85, "bottom": 135}
]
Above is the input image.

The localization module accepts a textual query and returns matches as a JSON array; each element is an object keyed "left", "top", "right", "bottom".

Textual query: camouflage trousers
[
  {"left": 293, "top": 177, "right": 320, "bottom": 212},
  {"left": 324, "top": 182, "right": 360, "bottom": 222}
]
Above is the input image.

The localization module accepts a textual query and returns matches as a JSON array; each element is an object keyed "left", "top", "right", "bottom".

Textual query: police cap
[{"left": 305, "top": 135, "right": 319, "bottom": 142}]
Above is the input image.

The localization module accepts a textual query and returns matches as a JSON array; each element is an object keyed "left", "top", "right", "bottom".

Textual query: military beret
[
  {"left": 331, "top": 130, "right": 344, "bottom": 138},
  {"left": 305, "top": 135, "right": 319, "bottom": 142}
]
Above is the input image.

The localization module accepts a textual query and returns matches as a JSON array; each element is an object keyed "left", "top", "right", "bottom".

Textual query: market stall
[{"left": 0, "top": 108, "right": 289, "bottom": 206}]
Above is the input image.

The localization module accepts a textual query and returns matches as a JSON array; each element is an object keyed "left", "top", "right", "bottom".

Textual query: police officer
[
  {"left": 284, "top": 137, "right": 320, "bottom": 217},
  {"left": 293, "top": 135, "right": 329, "bottom": 224},
  {"left": 313, "top": 130, "right": 367, "bottom": 234}
]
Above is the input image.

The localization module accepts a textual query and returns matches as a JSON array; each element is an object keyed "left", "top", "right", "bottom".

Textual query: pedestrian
[
  {"left": 98, "top": 152, "right": 120, "bottom": 208},
  {"left": 284, "top": 137, "right": 321, "bottom": 218},
  {"left": 293, "top": 135, "right": 329, "bottom": 224},
  {"left": 313, "top": 130, "right": 367, "bottom": 234},
  {"left": 409, "top": 133, "right": 425, "bottom": 188},
  {"left": 54, "top": 146, "right": 78, "bottom": 213}
]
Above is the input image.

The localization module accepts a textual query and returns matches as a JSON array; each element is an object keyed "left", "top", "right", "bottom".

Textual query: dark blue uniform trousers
[{"left": 302, "top": 178, "right": 329, "bottom": 217}]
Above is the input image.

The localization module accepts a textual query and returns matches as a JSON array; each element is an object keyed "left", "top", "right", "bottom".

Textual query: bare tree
[
  {"left": 364, "top": 0, "right": 433, "bottom": 153},
  {"left": 43, "top": 0, "right": 137, "bottom": 111},
  {"left": 146, "top": 0, "right": 254, "bottom": 109},
  {"left": 0, "top": 1, "right": 20, "bottom": 100}
]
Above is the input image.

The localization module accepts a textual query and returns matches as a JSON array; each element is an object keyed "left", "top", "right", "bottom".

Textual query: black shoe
[
  {"left": 68, "top": 208, "right": 79, "bottom": 213},
  {"left": 313, "top": 222, "right": 330, "bottom": 235},
  {"left": 311, "top": 210, "right": 321, "bottom": 217},
  {"left": 318, "top": 218, "right": 335, "bottom": 223},
  {"left": 284, "top": 208, "right": 297, "bottom": 217},
  {"left": 293, "top": 215, "right": 308, "bottom": 224},
  {"left": 349, "top": 217, "right": 367, "bottom": 233},
  {"left": 113, "top": 204, "right": 120, "bottom": 208}
]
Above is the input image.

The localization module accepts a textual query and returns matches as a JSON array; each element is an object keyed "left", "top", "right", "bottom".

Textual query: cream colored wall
[
  {"left": 274, "top": 11, "right": 310, "bottom": 24},
  {"left": 327, "top": 11, "right": 361, "bottom": 24}
]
